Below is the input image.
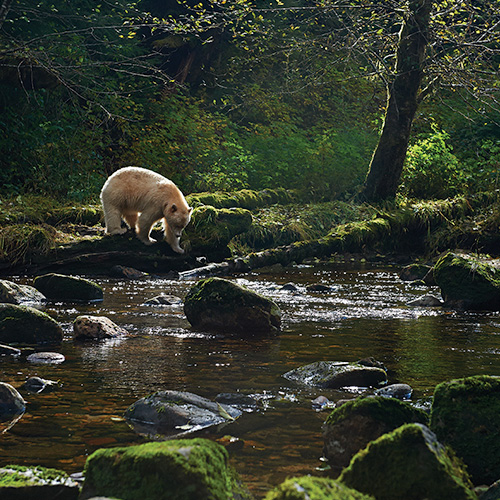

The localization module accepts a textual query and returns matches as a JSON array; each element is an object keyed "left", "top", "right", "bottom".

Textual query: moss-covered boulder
[
  {"left": 0, "top": 304, "right": 63, "bottom": 344},
  {"left": 33, "top": 273, "right": 103, "bottom": 302},
  {"left": 0, "top": 464, "right": 79, "bottom": 500},
  {"left": 124, "top": 390, "right": 242, "bottom": 438},
  {"left": 430, "top": 375, "right": 500, "bottom": 485},
  {"left": 323, "top": 396, "right": 428, "bottom": 472},
  {"left": 433, "top": 252, "right": 500, "bottom": 310},
  {"left": 183, "top": 205, "right": 252, "bottom": 258},
  {"left": 265, "top": 476, "right": 374, "bottom": 500},
  {"left": 80, "top": 438, "right": 251, "bottom": 500},
  {"left": 184, "top": 277, "right": 281, "bottom": 334},
  {"left": 339, "top": 423, "right": 477, "bottom": 500},
  {"left": 0, "top": 280, "right": 46, "bottom": 304},
  {"left": 283, "top": 361, "right": 387, "bottom": 389}
]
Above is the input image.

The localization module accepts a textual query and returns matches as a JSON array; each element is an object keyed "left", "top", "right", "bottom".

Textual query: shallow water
[{"left": 2, "top": 263, "right": 500, "bottom": 497}]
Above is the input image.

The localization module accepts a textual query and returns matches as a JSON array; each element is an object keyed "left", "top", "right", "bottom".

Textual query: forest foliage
[{"left": 0, "top": 0, "right": 499, "bottom": 202}]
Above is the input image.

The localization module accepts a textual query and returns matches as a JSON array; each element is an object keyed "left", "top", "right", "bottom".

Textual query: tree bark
[{"left": 360, "top": 0, "right": 432, "bottom": 202}]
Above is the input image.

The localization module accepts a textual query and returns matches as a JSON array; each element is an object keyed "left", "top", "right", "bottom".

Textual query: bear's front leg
[
  {"left": 164, "top": 221, "right": 185, "bottom": 254},
  {"left": 136, "top": 212, "right": 159, "bottom": 245}
]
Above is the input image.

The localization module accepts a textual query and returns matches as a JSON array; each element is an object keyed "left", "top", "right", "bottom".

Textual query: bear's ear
[
  {"left": 188, "top": 207, "right": 193, "bottom": 214},
  {"left": 170, "top": 203, "right": 178, "bottom": 213}
]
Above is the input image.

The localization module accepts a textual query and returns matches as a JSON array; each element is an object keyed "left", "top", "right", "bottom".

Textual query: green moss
[
  {"left": 430, "top": 375, "right": 500, "bottom": 485},
  {"left": 325, "top": 397, "right": 429, "bottom": 428},
  {"left": 81, "top": 438, "right": 249, "bottom": 500},
  {"left": 0, "top": 465, "right": 74, "bottom": 487},
  {"left": 265, "top": 476, "right": 374, "bottom": 500},
  {"left": 33, "top": 273, "right": 103, "bottom": 302},
  {"left": 433, "top": 252, "right": 500, "bottom": 309},
  {"left": 0, "top": 303, "right": 63, "bottom": 344},
  {"left": 339, "top": 424, "right": 476, "bottom": 500}
]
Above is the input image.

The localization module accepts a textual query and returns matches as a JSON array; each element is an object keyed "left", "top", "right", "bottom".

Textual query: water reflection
[{"left": 2, "top": 264, "right": 500, "bottom": 497}]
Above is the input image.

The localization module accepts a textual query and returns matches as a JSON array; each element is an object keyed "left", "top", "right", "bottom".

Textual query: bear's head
[{"left": 164, "top": 203, "right": 193, "bottom": 238}]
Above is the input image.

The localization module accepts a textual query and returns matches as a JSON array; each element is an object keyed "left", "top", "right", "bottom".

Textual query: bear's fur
[{"left": 100, "top": 166, "right": 192, "bottom": 254}]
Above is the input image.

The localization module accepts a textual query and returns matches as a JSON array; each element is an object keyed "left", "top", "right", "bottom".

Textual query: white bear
[{"left": 100, "top": 166, "right": 193, "bottom": 254}]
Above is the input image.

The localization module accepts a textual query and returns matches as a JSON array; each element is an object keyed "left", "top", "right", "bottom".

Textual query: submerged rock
[
  {"left": 322, "top": 396, "right": 428, "bottom": 471},
  {"left": 27, "top": 352, "right": 65, "bottom": 364},
  {"left": 73, "top": 315, "right": 127, "bottom": 340},
  {"left": 434, "top": 252, "right": 500, "bottom": 310},
  {"left": 283, "top": 361, "right": 387, "bottom": 389},
  {"left": 184, "top": 277, "right": 281, "bottom": 334},
  {"left": 143, "top": 294, "right": 182, "bottom": 306},
  {"left": 306, "top": 283, "right": 333, "bottom": 293},
  {"left": 0, "top": 382, "right": 25, "bottom": 422},
  {"left": 407, "top": 295, "right": 442, "bottom": 307},
  {"left": 265, "top": 476, "right": 374, "bottom": 499},
  {"left": 374, "top": 383, "right": 413, "bottom": 400},
  {"left": 33, "top": 273, "right": 103, "bottom": 303},
  {"left": 109, "top": 265, "right": 147, "bottom": 279},
  {"left": 0, "top": 279, "right": 46, "bottom": 305},
  {"left": 80, "top": 438, "right": 251, "bottom": 500},
  {"left": 125, "top": 390, "right": 242, "bottom": 437},
  {"left": 0, "top": 464, "right": 79, "bottom": 500},
  {"left": 23, "top": 376, "right": 59, "bottom": 394},
  {"left": 399, "top": 263, "right": 432, "bottom": 282},
  {"left": 430, "top": 375, "right": 500, "bottom": 485},
  {"left": 339, "top": 423, "right": 476, "bottom": 500},
  {"left": 0, "top": 304, "right": 63, "bottom": 345}
]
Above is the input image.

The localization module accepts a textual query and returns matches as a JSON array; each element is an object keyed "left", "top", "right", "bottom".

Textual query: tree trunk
[{"left": 360, "top": 0, "right": 432, "bottom": 202}]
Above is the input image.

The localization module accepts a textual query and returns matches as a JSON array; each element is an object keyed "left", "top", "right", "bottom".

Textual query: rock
[
  {"left": 109, "top": 265, "right": 147, "bottom": 279},
  {"left": 311, "top": 395, "right": 334, "bottom": 411},
  {"left": 306, "top": 283, "right": 333, "bottom": 293},
  {"left": 407, "top": 294, "right": 443, "bottom": 307},
  {"left": 33, "top": 273, "right": 103, "bottom": 303},
  {"left": 265, "top": 476, "right": 373, "bottom": 499},
  {"left": 73, "top": 315, "right": 127, "bottom": 340},
  {"left": 280, "top": 282, "right": 298, "bottom": 291},
  {"left": 339, "top": 423, "right": 476, "bottom": 500},
  {"left": 433, "top": 252, "right": 500, "bottom": 310},
  {"left": 322, "top": 396, "right": 428, "bottom": 471},
  {"left": 375, "top": 383, "right": 413, "bottom": 400},
  {"left": 0, "top": 344, "right": 21, "bottom": 357},
  {"left": 143, "top": 294, "right": 183, "bottom": 306},
  {"left": 477, "top": 479, "right": 500, "bottom": 500},
  {"left": 23, "top": 376, "right": 59, "bottom": 393},
  {"left": 0, "top": 464, "right": 79, "bottom": 500},
  {"left": 0, "top": 279, "right": 46, "bottom": 304},
  {"left": 27, "top": 352, "right": 65, "bottom": 364},
  {"left": 430, "top": 375, "right": 500, "bottom": 485},
  {"left": 283, "top": 361, "right": 387, "bottom": 389},
  {"left": 215, "top": 393, "right": 259, "bottom": 412},
  {"left": 399, "top": 263, "right": 432, "bottom": 282},
  {"left": 0, "top": 382, "right": 25, "bottom": 421},
  {"left": 80, "top": 438, "right": 251, "bottom": 500},
  {"left": 125, "top": 390, "right": 242, "bottom": 437},
  {"left": 0, "top": 304, "right": 63, "bottom": 345},
  {"left": 183, "top": 205, "right": 253, "bottom": 258},
  {"left": 357, "top": 357, "right": 386, "bottom": 370},
  {"left": 184, "top": 277, "right": 281, "bottom": 334},
  {"left": 179, "top": 262, "right": 232, "bottom": 279}
]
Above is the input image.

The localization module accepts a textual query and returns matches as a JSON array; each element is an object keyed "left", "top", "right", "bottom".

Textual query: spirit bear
[{"left": 100, "top": 166, "right": 193, "bottom": 254}]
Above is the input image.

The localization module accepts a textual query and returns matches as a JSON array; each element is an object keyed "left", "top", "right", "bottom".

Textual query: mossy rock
[
  {"left": 323, "top": 396, "right": 428, "bottom": 471},
  {"left": 33, "top": 273, "right": 103, "bottom": 302},
  {"left": 399, "top": 263, "right": 432, "bottom": 282},
  {"left": 265, "top": 476, "right": 374, "bottom": 500},
  {"left": 80, "top": 438, "right": 251, "bottom": 500},
  {"left": 0, "top": 464, "right": 79, "bottom": 500},
  {"left": 184, "top": 277, "right": 281, "bottom": 334},
  {"left": 433, "top": 252, "right": 500, "bottom": 310},
  {"left": 430, "top": 375, "right": 500, "bottom": 485},
  {"left": 283, "top": 361, "right": 387, "bottom": 389},
  {"left": 0, "top": 303, "right": 63, "bottom": 344},
  {"left": 184, "top": 206, "right": 252, "bottom": 257},
  {"left": 339, "top": 423, "right": 476, "bottom": 500},
  {"left": 0, "top": 280, "right": 46, "bottom": 304}
]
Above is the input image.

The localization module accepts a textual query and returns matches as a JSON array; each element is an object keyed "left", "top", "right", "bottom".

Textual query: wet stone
[
  {"left": 0, "top": 344, "right": 21, "bottom": 357},
  {"left": 27, "top": 352, "right": 65, "bottom": 365},
  {"left": 215, "top": 393, "right": 259, "bottom": 412},
  {"left": 375, "top": 383, "right": 413, "bottom": 400},
  {"left": 0, "top": 279, "right": 46, "bottom": 305},
  {"left": 0, "top": 382, "right": 26, "bottom": 421},
  {"left": 73, "top": 315, "right": 127, "bottom": 340},
  {"left": 33, "top": 273, "right": 103, "bottom": 303},
  {"left": 143, "top": 294, "right": 183, "bottom": 306},
  {"left": 306, "top": 283, "right": 333, "bottom": 293},
  {"left": 407, "top": 295, "right": 443, "bottom": 307},
  {"left": 23, "top": 376, "right": 59, "bottom": 394},
  {"left": 109, "top": 265, "right": 147, "bottom": 279}
]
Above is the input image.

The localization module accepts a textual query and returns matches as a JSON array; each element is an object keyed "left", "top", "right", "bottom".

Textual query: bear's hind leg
[{"left": 103, "top": 206, "right": 127, "bottom": 235}]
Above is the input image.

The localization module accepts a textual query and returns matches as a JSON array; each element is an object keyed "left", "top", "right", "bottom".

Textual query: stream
[{"left": 1, "top": 261, "right": 500, "bottom": 497}]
